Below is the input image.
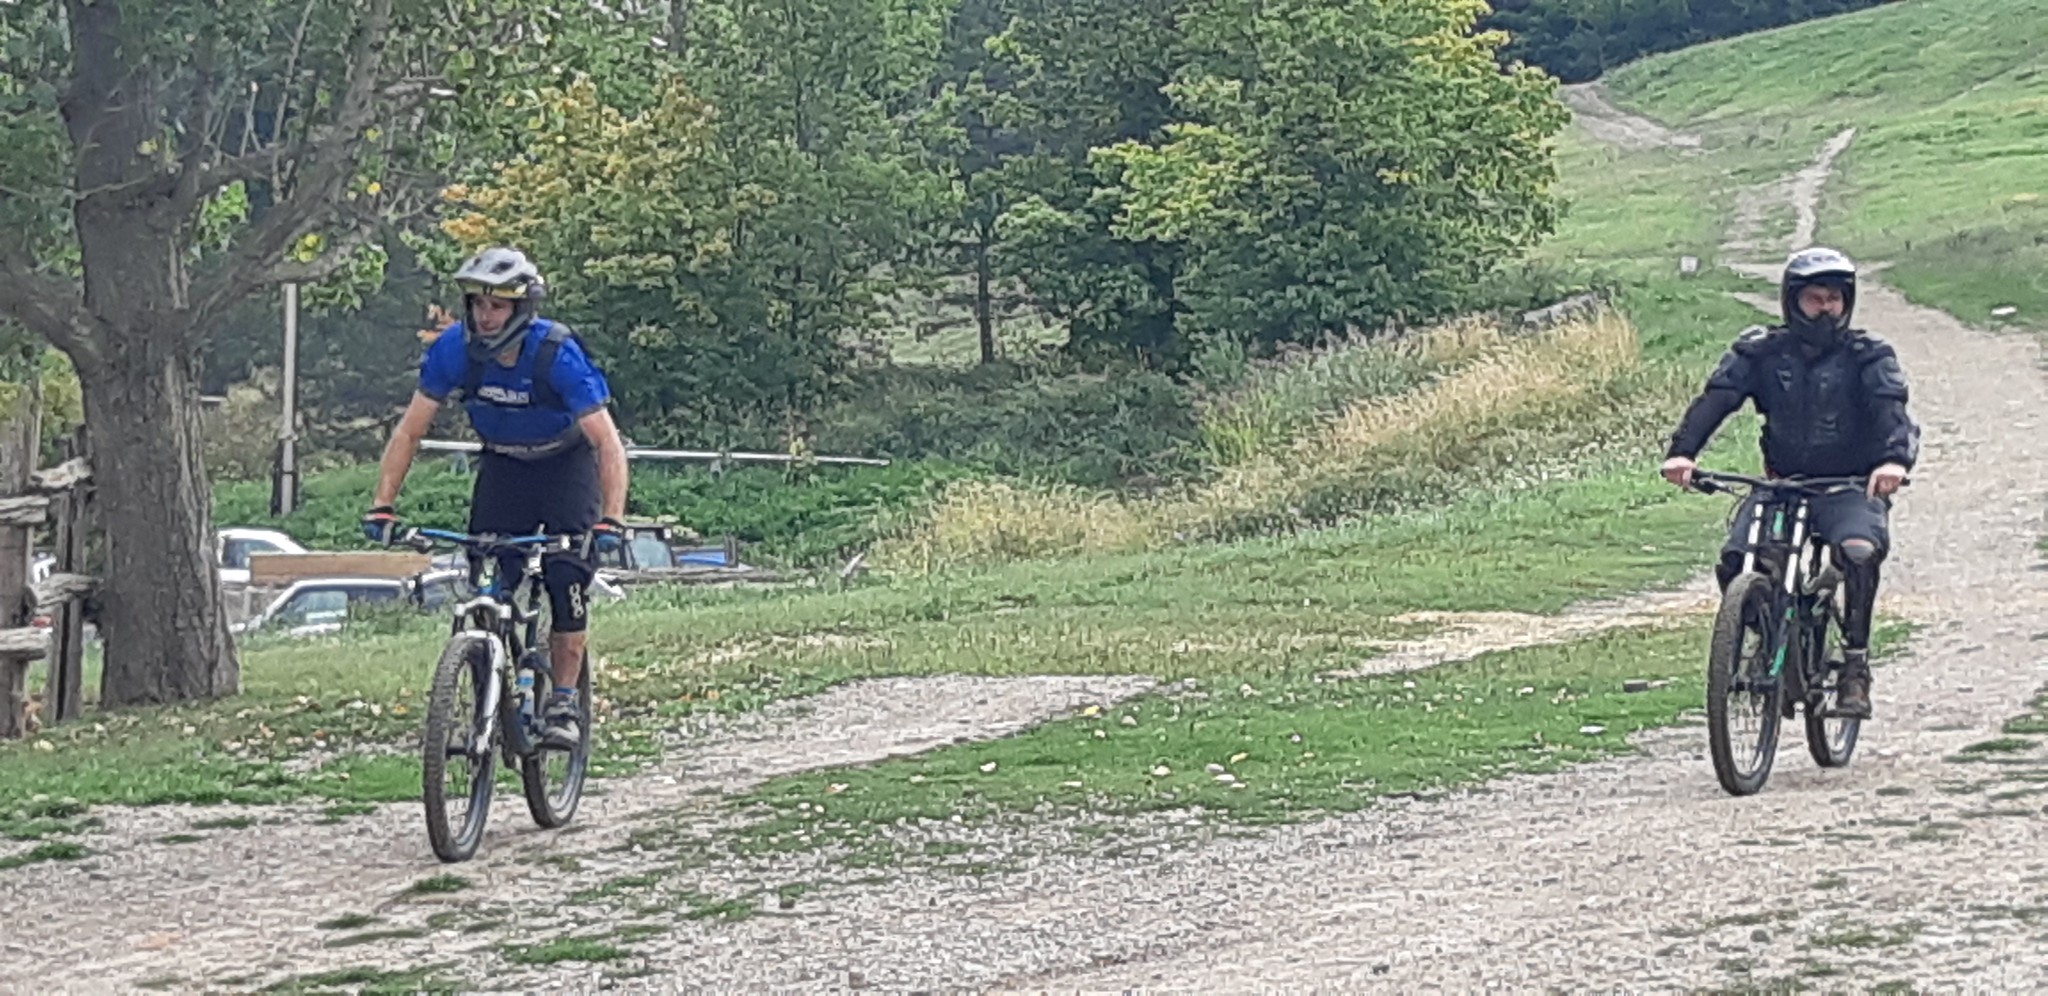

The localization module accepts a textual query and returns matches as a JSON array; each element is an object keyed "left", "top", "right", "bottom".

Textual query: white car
[
  {"left": 217, "top": 527, "right": 309, "bottom": 586},
  {"left": 231, "top": 569, "right": 476, "bottom": 639},
  {"left": 232, "top": 577, "right": 406, "bottom": 638}
]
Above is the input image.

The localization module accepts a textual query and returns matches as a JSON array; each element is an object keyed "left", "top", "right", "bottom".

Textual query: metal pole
[
  {"left": 272, "top": 282, "right": 300, "bottom": 515},
  {"left": 413, "top": 439, "right": 891, "bottom": 467}
]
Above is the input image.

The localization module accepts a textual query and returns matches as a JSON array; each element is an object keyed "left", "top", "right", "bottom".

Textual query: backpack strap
[
  {"left": 530, "top": 323, "right": 578, "bottom": 412},
  {"left": 453, "top": 322, "right": 582, "bottom": 411}
]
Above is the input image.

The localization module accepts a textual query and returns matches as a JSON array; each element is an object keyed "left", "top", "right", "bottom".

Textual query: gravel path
[
  {"left": 1010, "top": 80, "right": 2048, "bottom": 995},
  {"left": 0, "top": 674, "right": 1162, "bottom": 993},
  {"left": 1021, "top": 276, "right": 2048, "bottom": 992}
]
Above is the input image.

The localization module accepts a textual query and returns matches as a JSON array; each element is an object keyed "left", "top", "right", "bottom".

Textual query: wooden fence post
[
  {"left": 0, "top": 387, "right": 40, "bottom": 738},
  {"left": 49, "top": 427, "right": 90, "bottom": 723}
]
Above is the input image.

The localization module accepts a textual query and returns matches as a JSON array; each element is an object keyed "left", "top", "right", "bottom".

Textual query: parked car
[
  {"left": 217, "top": 527, "right": 309, "bottom": 586},
  {"left": 232, "top": 577, "right": 407, "bottom": 638},
  {"left": 232, "top": 568, "right": 473, "bottom": 639}
]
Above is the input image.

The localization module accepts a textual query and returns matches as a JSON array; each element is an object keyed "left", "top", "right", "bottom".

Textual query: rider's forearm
[
  {"left": 1665, "top": 388, "right": 1744, "bottom": 459},
  {"left": 596, "top": 435, "right": 628, "bottom": 521},
  {"left": 373, "top": 425, "right": 422, "bottom": 507},
  {"left": 1873, "top": 400, "right": 1920, "bottom": 469}
]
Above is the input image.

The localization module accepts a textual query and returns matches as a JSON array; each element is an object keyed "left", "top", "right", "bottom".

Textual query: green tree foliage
[
  {"left": 983, "top": 0, "right": 1569, "bottom": 367},
  {"left": 445, "top": 0, "right": 961, "bottom": 443},
  {"left": 1481, "top": 0, "right": 1899, "bottom": 83},
  {"left": 1101, "top": 0, "right": 1570, "bottom": 350}
]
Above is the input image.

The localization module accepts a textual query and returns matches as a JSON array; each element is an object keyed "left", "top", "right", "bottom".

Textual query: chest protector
[{"left": 1719, "top": 325, "right": 1906, "bottom": 477}]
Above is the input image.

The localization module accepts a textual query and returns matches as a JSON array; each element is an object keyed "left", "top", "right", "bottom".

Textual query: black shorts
[
  {"left": 1721, "top": 489, "right": 1892, "bottom": 564},
  {"left": 469, "top": 442, "right": 600, "bottom": 633}
]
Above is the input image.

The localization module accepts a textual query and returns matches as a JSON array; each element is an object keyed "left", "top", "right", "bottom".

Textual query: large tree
[{"left": 0, "top": 0, "right": 545, "bottom": 706}]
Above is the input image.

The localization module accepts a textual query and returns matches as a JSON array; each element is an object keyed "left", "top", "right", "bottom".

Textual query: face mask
[{"left": 1793, "top": 310, "right": 1845, "bottom": 348}]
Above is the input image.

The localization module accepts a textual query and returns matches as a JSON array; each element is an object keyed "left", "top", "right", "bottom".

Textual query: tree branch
[
  {"left": 0, "top": 238, "right": 94, "bottom": 367},
  {"left": 258, "top": 214, "right": 383, "bottom": 286},
  {"left": 182, "top": 0, "right": 399, "bottom": 342}
]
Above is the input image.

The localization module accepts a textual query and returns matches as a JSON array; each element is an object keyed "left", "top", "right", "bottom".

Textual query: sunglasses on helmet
[{"left": 459, "top": 279, "right": 529, "bottom": 299}]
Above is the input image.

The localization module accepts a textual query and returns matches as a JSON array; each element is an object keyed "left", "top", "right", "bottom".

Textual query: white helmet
[{"left": 453, "top": 247, "right": 545, "bottom": 354}]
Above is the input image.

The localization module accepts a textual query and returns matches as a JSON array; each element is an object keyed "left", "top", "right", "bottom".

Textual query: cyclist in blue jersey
[{"left": 364, "top": 247, "right": 631, "bottom": 749}]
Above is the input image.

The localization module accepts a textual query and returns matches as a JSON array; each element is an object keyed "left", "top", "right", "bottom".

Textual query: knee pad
[{"left": 543, "top": 555, "right": 596, "bottom": 634}]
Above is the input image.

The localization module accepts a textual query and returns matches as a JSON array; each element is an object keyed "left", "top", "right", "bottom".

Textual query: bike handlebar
[
  {"left": 401, "top": 523, "right": 675, "bottom": 557},
  {"left": 1687, "top": 468, "right": 1912, "bottom": 497},
  {"left": 402, "top": 528, "right": 577, "bottom": 556}
]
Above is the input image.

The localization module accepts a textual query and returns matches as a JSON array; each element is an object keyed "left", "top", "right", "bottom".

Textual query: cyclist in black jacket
[{"left": 1660, "top": 247, "right": 1921, "bottom": 719}]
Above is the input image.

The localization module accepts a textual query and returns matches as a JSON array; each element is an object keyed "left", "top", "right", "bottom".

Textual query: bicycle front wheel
[
  {"left": 1707, "top": 572, "right": 1783, "bottom": 797},
  {"left": 423, "top": 634, "right": 500, "bottom": 862}
]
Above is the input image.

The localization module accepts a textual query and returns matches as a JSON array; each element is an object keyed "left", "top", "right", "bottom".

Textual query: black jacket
[{"left": 1666, "top": 325, "right": 1920, "bottom": 477}]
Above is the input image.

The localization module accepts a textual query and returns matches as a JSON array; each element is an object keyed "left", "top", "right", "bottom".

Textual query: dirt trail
[
  {"left": 1014, "top": 275, "right": 2048, "bottom": 992},
  {"left": 1725, "top": 127, "right": 1859, "bottom": 263},
  {"left": 0, "top": 675, "right": 1161, "bottom": 993},
  {"left": 1560, "top": 82, "right": 1702, "bottom": 150}
]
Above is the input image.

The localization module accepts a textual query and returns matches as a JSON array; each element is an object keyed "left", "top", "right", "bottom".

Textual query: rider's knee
[
  {"left": 1838, "top": 537, "right": 1884, "bottom": 568},
  {"left": 542, "top": 559, "right": 594, "bottom": 634}
]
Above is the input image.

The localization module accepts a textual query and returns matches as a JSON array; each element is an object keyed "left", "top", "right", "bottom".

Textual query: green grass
[
  {"left": 503, "top": 937, "right": 631, "bottom": 965},
  {"left": 726, "top": 617, "right": 1911, "bottom": 855},
  {"left": 0, "top": 840, "right": 88, "bottom": 870},
  {"left": 258, "top": 964, "right": 458, "bottom": 995},
  {"left": 404, "top": 874, "right": 471, "bottom": 896},
  {"left": 1589, "top": 0, "right": 2048, "bottom": 328}
]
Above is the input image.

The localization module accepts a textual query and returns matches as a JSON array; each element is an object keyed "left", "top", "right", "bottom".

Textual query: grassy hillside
[{"left": 1592, "top": 0, "right": 2048, "bottom": 329}]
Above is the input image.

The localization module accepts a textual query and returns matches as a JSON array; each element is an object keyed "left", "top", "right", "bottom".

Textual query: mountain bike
[
  {"left": 401, "top": 526, "right": 643, "bottom": 862},
  {"left": 1688, "top": 470, "right": 1906, "bottom": 797}
]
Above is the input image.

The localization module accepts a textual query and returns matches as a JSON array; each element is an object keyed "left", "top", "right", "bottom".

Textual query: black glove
[
  {"left": 362, "top": 505, "right": 401, "bottom": 546},
  {"left": 588, "top": 517, "right": 626, "bottom": 558}
]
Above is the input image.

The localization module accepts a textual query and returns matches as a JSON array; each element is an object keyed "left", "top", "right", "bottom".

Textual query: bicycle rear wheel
[
  {"left": 423, "top": 634, "right": 499, "bottom": 862},
  {"left": 1803, "top": 586, "right": 1861, "bottom": 768},
  {"left": 1707, "top": 572, "right": 1783, "bottom": 797},
  {"left": 521, "top": 605, "right": 593, "bottom": 828}
]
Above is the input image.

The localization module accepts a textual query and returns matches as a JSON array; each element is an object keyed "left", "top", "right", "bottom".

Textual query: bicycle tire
[
  {"left": 422, "top": 634, "right": 499, "bottom": 862},
  {"left": 1707, "top": 572, "right": 1783, "bottom": 797},
  {"left": 520, "top": 595, "right": 593, "bottom": 828},
  {"left": 1803, "top": 587, "right": 1861, "bottom": 768}
]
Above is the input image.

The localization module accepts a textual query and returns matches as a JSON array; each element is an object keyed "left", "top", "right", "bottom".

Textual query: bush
[{"left": 814, "top": 359, "right": 1208, "bottom": 490}]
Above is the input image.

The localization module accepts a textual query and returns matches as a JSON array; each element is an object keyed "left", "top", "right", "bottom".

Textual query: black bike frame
[{"left": 1694, "top": 472, "right": 1871, "bottom": 685}]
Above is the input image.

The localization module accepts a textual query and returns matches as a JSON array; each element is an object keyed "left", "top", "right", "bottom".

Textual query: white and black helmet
[
  {"left": 1780, "top": 246, "right": 1856, "bottom": 342},
  {"left": 453, "top": 246, "right": 546, "bottom": 355}
]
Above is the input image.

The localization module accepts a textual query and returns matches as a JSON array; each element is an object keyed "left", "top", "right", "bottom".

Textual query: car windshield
[
  {"left": 222, "top": 536, "right": 289, "bottom": 569},
  {"left": 625, "top": 535, "right": 671, "bottom": 569},
  {"left": 273, "top": 585, "right": 398, "bottom": 628},
  {"left": 275, "top": 589, "right": 348, "bottom": 627}
]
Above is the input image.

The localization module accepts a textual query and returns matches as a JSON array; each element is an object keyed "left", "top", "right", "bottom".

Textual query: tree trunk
[
  {"left": 82, "top": 339, "right": 239, "bottom": 708},
  {"left": 974, "top": 235, "right": 996, "bottom": 366},
  {"left": 58, "top": 7, "right": 237, "bottom": 708}
]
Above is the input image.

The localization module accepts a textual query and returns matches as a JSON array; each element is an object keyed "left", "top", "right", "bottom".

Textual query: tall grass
[
  {"left": 878, "top": 305, "right": 1658, "bottom": 570},
  {"left": 1193, "top": 318, "right": 1515, "bottom": 467}
]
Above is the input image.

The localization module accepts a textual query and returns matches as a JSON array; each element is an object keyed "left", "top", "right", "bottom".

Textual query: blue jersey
[{"left": 419, "top": 318, "right": 612, "bottom": 456}]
